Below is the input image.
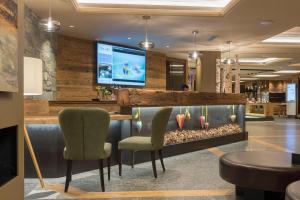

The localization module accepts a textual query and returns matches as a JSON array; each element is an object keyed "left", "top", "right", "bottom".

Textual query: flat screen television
[{"left": 97, "top": 42, "right": 146, "bottom": 86}]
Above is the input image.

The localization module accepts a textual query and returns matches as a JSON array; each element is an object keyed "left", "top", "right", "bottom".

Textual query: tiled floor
[{"left": 24, "top": 118, "right": 299, "bottom": 199}]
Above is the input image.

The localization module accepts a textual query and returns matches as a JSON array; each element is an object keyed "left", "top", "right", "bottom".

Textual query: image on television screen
[{"left": 97, "top": 43, "right": 146, "bottom": 86}]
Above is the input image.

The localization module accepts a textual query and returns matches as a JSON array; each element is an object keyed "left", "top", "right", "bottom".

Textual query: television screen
[{"left": 97, "top": 42, "right": 146, "bottom": 86}]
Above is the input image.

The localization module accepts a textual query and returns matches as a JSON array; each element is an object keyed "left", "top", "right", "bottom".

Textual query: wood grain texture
[
  {"left": 56, "top": 35, "right": 97, "bottom": 101},
  {"left": 117, "top": 89, "right": 246, "bottom": 107},
  {"left": 48, "top": 100, "right": 120, "bottom": 115},
  {"left": 24, "top": 99, "right": 49, "bottom": 116},
  {"left": 146, "top": 51, "right": 166, "bottom": 89},
  {"left": 46, "top": 183, "right": 234, "bottom": 199},
  {"left": 23, "top": 126, "right": 45, "bottom": 188},
  {"left": 56, "top": 35, "right": 167, "bottom": 101},
  {"left": 25, "top": 114, "right": 132, "bottom": 124},
  {"left": 269, "top": 81, "right": 287, "bottom": 93},
  {"left": 24, "top": 99, "right": 120, "bottom": 117}
]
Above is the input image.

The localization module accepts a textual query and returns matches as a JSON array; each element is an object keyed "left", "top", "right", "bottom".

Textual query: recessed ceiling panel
[
  {"left": 262, "top": 27, "right": 300, "bottom": 44},
  {"left": 72, "top": 0, "right": 239, "bottom": 16},
  {"left": 76, "top": 0, "right": 232, "bottom": 8}
]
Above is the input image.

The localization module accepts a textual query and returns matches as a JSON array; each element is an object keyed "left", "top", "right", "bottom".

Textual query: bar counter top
[
  {"left": 25, "top": 114, "right": 132, "bottom": 124},
  {"left": 118, "top": 89, "right": 246, "bottom": 107},
  {"left": 49, "top": 100, "right": 117, "bottom": 105}
]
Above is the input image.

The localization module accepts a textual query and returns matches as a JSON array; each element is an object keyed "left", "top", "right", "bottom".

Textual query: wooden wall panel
[
  {"left": 146, "top": 51, "right": 167, "bottom": 89},
  {"left": 269, "top": 80, "right": 287, "bottom": 93},
  {"left": 56, "top": 35, "right": 167, "bottom": 101},
  {"left": 56, "top": 35, "right": 97, "bottom": 101}
]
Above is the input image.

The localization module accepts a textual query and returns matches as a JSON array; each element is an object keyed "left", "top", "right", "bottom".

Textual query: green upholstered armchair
[
  {"left": 59, "top": 108, "right": 111, "bottom": 192},
  {"left": 118, "top": 107, "right": 172, "bottom": 178}
]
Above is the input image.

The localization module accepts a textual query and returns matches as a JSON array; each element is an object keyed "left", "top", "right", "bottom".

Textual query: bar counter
[
  {"left": 25, "top": 90, "right": 247, "bottom": 178},
  {"left": 25, "top": 114, "right": 132, "bottom": 124}
]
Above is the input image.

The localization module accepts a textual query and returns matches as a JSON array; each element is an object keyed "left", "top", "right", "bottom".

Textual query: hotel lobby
[{"left": 2, "top": 0, "right": 300, "bottom": 199}]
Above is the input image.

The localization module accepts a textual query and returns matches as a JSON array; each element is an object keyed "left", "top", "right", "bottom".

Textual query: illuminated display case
[{"left": 118, "top": 89, "right": 247, "bottom": 164}]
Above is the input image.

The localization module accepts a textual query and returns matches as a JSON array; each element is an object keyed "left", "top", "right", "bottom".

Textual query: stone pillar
[
  {"left": 235, "top": 55, "right": 241, "bottom": 94},
  {"left": 216, "top": 59, "right": 221, "bottom": 93},
  {"left": 195, "top": 58, "right": 202, "bottom": 92},
  {"left": 224, "top": 64, "right": 232, "bottom": 93}
]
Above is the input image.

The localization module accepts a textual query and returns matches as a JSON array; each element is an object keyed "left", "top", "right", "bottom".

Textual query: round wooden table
[
  {"left": 219, "top": 151, "right": 300, "bottom": 200},
  {"left": 286, "top": 181, "right": 300, "bottom": 200}
]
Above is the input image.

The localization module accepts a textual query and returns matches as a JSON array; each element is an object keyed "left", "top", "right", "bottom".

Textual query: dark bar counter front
[{"left": 25, "top": 89, "right": 247, "bottom": 178}]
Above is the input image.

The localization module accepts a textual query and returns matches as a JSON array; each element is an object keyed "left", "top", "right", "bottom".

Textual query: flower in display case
[
  {"left": 230, "top": 105, "right": 237, "bottom": 123},
  {"left": 135, "top": 107, "right": 143, "bottom": 133},
  {"left": 176, "top": 107, "right": 185, "bottom": 130}
]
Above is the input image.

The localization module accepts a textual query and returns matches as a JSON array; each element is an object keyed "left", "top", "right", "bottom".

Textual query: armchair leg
[
  {"left": 150, "top": 151, "right": 157, "bottom": 178},
  {"left": 107, "top": 157, "right": 111, "bottom": 181},
  {"left": 158, "top": 150, "right": 166, "bottom": 171},
  {"left": 64, "top": 160, "right": 73, "bottom": 193},
  {"left": 98, "top": 159, "right": 105, "bottom": 192},
  {"left": 118, "top": 150, "right": 122, "bottom": 176}
]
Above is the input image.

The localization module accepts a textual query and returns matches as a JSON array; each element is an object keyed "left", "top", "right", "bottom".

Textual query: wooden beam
[
  {"left": 25, "top": 114, "right": 132, "bottom": 125},
  {"left": 117, "top": 89, "right": 246, "bottom": 107}
]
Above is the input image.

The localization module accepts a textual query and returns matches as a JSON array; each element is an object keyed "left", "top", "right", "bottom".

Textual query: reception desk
[
  {"left": 246, "top": 102, "right": 286, "bottom": 119},
  {"left": 25, "top": 90, "right": 247, "bottom": 178}
]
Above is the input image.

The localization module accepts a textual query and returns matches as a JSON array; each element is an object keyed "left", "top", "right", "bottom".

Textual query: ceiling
[{"left": 24, "top": 0, "right": 300, "bottom": 79}]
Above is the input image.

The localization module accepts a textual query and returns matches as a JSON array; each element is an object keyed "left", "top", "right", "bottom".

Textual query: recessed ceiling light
[
  {"left": 166, "top": 45, "right": 170, "bottom": 48},
  {"left": 76, "top": 0, "right": 234, "bottom": 8},
  {"left": 274, "top": 70, "right": 300, "bottom": 74},
  {"left": 68, "top": 25, "right": 75, "bottom": 28},
  {"left": 262, "top": 27, "right": 300, "bottom": 44},
  {"left": 288, "top": 63, "right": 300, "bottom": 67},
  {"left": 254, "top": 74, "right": 280, "bottom": 78},
  {"left": 127, "top": 37, "right": 132, "bottom": 40},
  {"left": 260, "top": 20, "right": 274, "bottom": 26},
  {"left": 240, "top": 78, "right": 259, "bottom": 81},
  {"left": 239, "top": 58, "right": 281, "bottom": 64},
  {"left": 232, "top": 80, "right": 245, "bottom": 83}
]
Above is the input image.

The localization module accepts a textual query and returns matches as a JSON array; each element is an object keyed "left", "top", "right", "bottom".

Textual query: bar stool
[
  {"left": 118, "top": 107, "right": 172, "bottom": 178},
  {"left": 59, "top": 108, "right": 112, "bottom": 192}
]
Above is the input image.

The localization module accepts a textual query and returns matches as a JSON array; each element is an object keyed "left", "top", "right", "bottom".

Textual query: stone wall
[{"left": 24, "top": 7, "right": 57, "bottom": 100}]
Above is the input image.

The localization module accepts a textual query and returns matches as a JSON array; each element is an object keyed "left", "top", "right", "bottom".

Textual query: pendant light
[
  {"left": 139, "top": 15, "right": 155, "bottom": 50},
  {"left": 188, "top": 31, "right": 201, "bottom": 60},
  {"left": 39, "top": 0, "right": 61, "bottom": 32},
  {"left": 223, "top": 41, "right": 236, "bottom": 65}
]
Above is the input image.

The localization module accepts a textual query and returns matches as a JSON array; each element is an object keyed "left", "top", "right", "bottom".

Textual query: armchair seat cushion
[
  {"left": 118, "top": 136, "right": 154, "bottom": 151},
  {"left": 103, "top": 142, "right": 112, "bottom": 158},
  {"left": 64, "top": 142, "right": 112, "bottom": 160}
]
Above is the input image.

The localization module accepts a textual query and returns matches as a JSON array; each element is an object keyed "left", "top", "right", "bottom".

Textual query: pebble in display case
[{"left": 131, "top": 105, "right": 245, "bottom": 146}]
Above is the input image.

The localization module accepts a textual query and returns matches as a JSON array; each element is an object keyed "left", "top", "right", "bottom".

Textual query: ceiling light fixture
[
  {"left": 240, "top": 78, "right": 259, "bottom": 81},
  {"left": 39, "top": 0, "right": 61, "bottom": 32},
  {"left": 188, "top": 31, "right": 201, "bottom": 60},
  {"left": 238, "top": 58, "right": 281, "bottom": 65},
  {"left": 289, "top": 63, "right": 300, "bottom": 67},
  {"left": 222, "top": 41, "right": 236, "bottom": 65},
  {"left": 127, "top": 37, "right": 132, "bottom": 40},
  {"left": 262, "top": 27, "right": 300, "bottom": 44},
  {"left": 260, "top": 20, "right": 274, "bottom": 26},
  {"left": 254, "top": 74, "right": 280, "bottom": 78},
  {"left": 76, "top": 0, "right": 234, "bottom": 8},
  {"left": 138, "top": 15, "right": 155, "bottom": 50},
  {"left": 68, "top": 25, "right": 75, "bottom": 28},
  {"left": 274, "top": 70, "right": 300, "bottom": 74}
]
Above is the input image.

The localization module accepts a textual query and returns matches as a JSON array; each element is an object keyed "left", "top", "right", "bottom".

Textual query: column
[
  {"left": 198, "top": 51, "right": 221, "bottom": 92},
  {"left": 235, "top": 55, "right": 240, "bottom": 94}
]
